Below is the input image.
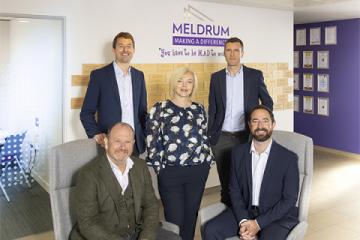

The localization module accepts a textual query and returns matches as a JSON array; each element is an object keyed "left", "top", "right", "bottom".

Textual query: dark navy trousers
[{"left": 158, "top": 163, "right": 210, "bottom": 240}]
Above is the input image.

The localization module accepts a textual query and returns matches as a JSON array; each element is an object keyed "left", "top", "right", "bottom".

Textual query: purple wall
[{"left": 294, "top": 18, "right": 360, "bottom": 154}]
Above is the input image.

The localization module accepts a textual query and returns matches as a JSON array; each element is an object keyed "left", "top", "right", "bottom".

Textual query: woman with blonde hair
[{"left": 146, "top": 67, "right": 213, "bottom": 240}]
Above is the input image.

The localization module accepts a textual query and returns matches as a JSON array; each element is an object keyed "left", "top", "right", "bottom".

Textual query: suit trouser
[
  {"left": 203, "top": 208, "right": 290, "bottom": 240},
  {"left": 158, "top": 163, "right": 210, "bottom": 240},
  {"left": 211, "top": 132, "right": 248, "bottom": 207}
]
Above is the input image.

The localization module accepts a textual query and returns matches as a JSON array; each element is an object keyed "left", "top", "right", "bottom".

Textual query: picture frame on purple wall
[
  {"left": 296, "top": 29, "right": 306, "bottom": 46},
  {"left": 317, "top": 51, "right": 329, "bottom": 69},
  {"left": 310, "top": 27, "right": 321, "bottom": 45},
  {"left": 294, "top": 51, "right": 300, "bottom": 68},
  {"left": 325, "top": 26, "right": 337, "bottom": 45},
  {"left": 294, "top": 95, "right": 300, "bottom": 112},
  {"left": 317, "top": 74, "right": 329, "bottom": 92},
  {"left": 303, "top": 96, "right": 314, "bottom": 114},
  {"left": 318, "top": 97, "right": 329, "bottom": 116},
  {"left": 303, "top": 51, "right": 313, "bottom": 68},
  {"left": 303, "top": 73, "right": 313, "bottom": 91},
  {"left": 294, "top": 73, "right": 300, "bottom": 90}
]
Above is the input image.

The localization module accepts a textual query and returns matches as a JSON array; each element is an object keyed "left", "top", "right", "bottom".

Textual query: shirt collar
[
  {"left": 113, "top": 61, "right": 131, "bottom": 76},
  {"left": 226, "top": 65, "right": 243, "bottom": 77},
  {"left": 107, "top": 154, "right": 134, "bottom": 174},
  {"left": 250, "top": 139, "right": 273, "bottom": 155}
]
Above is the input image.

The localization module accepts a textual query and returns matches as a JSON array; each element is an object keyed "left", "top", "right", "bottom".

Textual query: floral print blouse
[{"left": 146, "top": 100, "right": 213, "bottom": 174}]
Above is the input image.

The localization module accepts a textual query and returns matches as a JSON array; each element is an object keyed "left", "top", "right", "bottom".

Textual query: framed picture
[
  {"left": 303, "top": 51, "right": 313, "bottom": 68},
  {"left": 294, "top": 51, "right": 300, "bottom": 68},
  {"left": 310, "top": 27, "right": 321, "bottom": 45},
  {"left": 303, "top": 96, "right": 314, "bottom": 114},
  {"left": 294, "top": 73, "right": 300, "bottom": 90},
  {"left": 294, "top": 95, "right": 300, "bottom": 112},
  {"left": 303, "top": 73, "right": 313, "bottom": 91},
  {"left": 296, "top": 29, "right": 306, "bottom": 46},
  {"left": 317, "top": 74, "right": 329, "bottom": 92},
  {"left": 318, "top": 97, "right": 329, "bottom": 116},
  {"left": 317, "top": 51, "right": 329, "bottom": 69},
  {"left": 325, "top": 26, "right": 337, "bottom": 45}
]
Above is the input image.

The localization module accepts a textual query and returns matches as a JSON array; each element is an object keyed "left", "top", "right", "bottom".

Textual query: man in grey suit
[
  {"left": 70, "top": 122, "right": 180, "bottom": 240},
  {"left": 208, "top": 37, "right": 273, "bottom": 206}
]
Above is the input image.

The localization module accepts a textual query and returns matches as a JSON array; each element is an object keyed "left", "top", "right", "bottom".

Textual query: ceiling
[{"left": 193, "top": 0, "right": 360, "bottom": 23}]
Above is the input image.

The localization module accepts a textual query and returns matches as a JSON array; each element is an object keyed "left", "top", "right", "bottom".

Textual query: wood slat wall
[{"left": 71, "top": 62, "right": 293, "bottom": 110}]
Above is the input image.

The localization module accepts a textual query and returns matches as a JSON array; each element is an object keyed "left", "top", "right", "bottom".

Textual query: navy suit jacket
[
  {"left": 80, "top": 63, "right": 147, "bottom": 153},
  {"left": 208, "top": 66, "right": 273, "bottom": 145},
  {"left": 229, "top": 141, "right": 299, "bottom": 230}
]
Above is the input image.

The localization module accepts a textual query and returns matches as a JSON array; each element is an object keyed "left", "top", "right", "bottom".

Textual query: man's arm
[
  {"left": 138, "top": 162, "right": 159, "bottom": 240},
  {"left": 229, "top": 146, "right": 251, "bottom": 222},
  {"left": 258, "top": 71, "right": 274, "bottom": 111},
  {"left": 80, "top": 71, "right": 102, "bottom": 138},
  {"left": 138, "top": 72, "right": 148, "bottom": 140},
  {"left": 256, "top": 153, "right": 299, "bottom": 229},
  {"left": 74, "top": 168, "right": 122, "bottom": 240},
  {"left": 207, "top": 73, "right": 217, "bottom": 144}
]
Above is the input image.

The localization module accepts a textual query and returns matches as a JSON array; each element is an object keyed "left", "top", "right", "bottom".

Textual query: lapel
[
  {"left": 107, "top": 63, "right": 121, "bottom": 107},
  {"left": 219, "top": 69, "right": 226, "bottom": 108},
  {"left": 98, "top": 154, "right": 122, "bottom": 217},
  {"left": 244, "top": 144, "right": 253, "bottom": 204},
  {"left": 258, "top": 141, "right": 278, "bottom": 206},
  {"left": 243, "top": 65, "right": 250, "bottom": 109},
  {"left": 131, "top": 68, "right": 139, "bottom": 115},
  {"left": 128, "top": 158, "right": 140, "bottom": 220}
]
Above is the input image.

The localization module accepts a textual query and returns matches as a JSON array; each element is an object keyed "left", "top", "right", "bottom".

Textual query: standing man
[
  {"left": 70, "top": 122, "right": 181, "bottom": 240},
  {"left": 204, "top": 105, "right": 299, "bottom": 240},
  {"left": 80, "top": 32, "right": 147, "bottom": 154},
  {"left": 208, "top": 37, "right": 273, "bottom": 206}
]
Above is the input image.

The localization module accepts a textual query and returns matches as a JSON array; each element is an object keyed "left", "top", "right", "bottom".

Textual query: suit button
[{"left": 127, "top": 225, "right": 130, "bottom": 228}]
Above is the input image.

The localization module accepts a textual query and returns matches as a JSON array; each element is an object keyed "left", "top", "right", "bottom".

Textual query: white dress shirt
[
  {"left": 113, "top": 61, "right": 135, "bottom": 129},
  {"left": 250, "top": 140, "right": 272, "bottom": 206},
  {"left": 222, "top": 66, "right": 245, "bottom": 132},
  {"left": 107, "top": 155, "right": 134, "bottom": 195}
]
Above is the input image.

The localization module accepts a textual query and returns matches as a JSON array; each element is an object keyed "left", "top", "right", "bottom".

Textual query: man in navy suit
[
  {"left": 208, "top": 37, "right": 273, "bottom": 206},
  {"left": 80, "top": 32, "right": 147, "bottom": 154},
  {"left": 204, "top": 105, "right": 299, "bottom": 240}
]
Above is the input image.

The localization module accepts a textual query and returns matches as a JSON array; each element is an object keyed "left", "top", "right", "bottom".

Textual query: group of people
[{"left": 70, "top": 32, "right": 300, "bottom": 240}]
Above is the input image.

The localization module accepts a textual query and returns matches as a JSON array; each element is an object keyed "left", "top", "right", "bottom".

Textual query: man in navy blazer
[
  {"left": 80, "top": 32, "right": 147, "bottom": 154},
  {"left": 204, "top": 105, "right": 299, "bottom": 240},
  {"left": 208, "top": 37, "right": 273, "bottom": 206}
]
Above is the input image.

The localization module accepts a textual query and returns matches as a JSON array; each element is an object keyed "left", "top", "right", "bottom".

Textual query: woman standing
[{"left": 147, "top": 67, "right": 213, "bottom": 240}]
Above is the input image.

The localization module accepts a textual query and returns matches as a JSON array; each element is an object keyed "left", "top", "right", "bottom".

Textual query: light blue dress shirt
[
  {"left": 222, "top": 66, "right": 245, "bottom": 132},
  {"left": 113, "top": 61, "right": 134, "bottom": 129}
]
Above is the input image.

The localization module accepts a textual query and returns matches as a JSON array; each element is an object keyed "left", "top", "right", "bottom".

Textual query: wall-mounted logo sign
[{"left": 159, "top": 4, "right": 230, "bottom": 58}]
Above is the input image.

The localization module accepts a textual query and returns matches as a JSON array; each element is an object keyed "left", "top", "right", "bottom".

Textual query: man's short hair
[
  {"left": 249, "top": 105, "right": 275, "bottom": 123},
  {"left": 107, "top": 122, "right": 135, "bottom": 138},
  {"left": 112, "top": 32, "right": 135, "bottom": 49},
  {"left": 225, "top": 37, "right": 244, "bottom": 50}
]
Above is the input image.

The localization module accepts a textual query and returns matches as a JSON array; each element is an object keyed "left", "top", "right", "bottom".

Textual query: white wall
[{"left": 0, "top": 0, "right": 294, "bottom": 142}]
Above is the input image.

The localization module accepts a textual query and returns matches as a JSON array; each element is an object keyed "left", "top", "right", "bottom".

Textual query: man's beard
[{"left": 252, "top": 128, "right": 272, "bottom": 142}]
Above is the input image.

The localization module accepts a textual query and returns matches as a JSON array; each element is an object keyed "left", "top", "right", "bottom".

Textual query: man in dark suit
[
  {"left": 204, "top": 105, "right": 299, "bottom": 240},
  {"left": 208, "top": 37, "right": 273, "bottom": 206},
  {"left": 80, "top": 32, "right": 147, "bottom": 154},
  {"left": 70, "top": 122, "right": 180, "bottom": 240}
]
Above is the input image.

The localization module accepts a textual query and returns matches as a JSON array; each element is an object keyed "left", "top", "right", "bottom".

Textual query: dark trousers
[
  {"left": 203, "top": 208, "right": 290, "bottom": 240},
  {"left": 211, "top": 131, "right": 248, "bottom": 207},
  {"left": 126, "top": 226, "right": 182, "bottom": 240},
  {"left": 158, "top": 163, "right": 210, "bottom": 240}
]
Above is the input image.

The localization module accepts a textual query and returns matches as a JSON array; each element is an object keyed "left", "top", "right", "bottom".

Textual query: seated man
[
  {"left": 70, "top": 122, "right": 181, "bottom": 240},
  {"left": 204, "top": 105, "right": 299, "bottom": 240}
]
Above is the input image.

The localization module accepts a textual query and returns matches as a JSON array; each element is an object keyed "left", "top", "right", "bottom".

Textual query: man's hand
[
  {"left": 240, "top": 220, "right": 260, "bottom": 239},
  {"left": 94, "top": 133, "right": 106, "bottom": 147}
]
